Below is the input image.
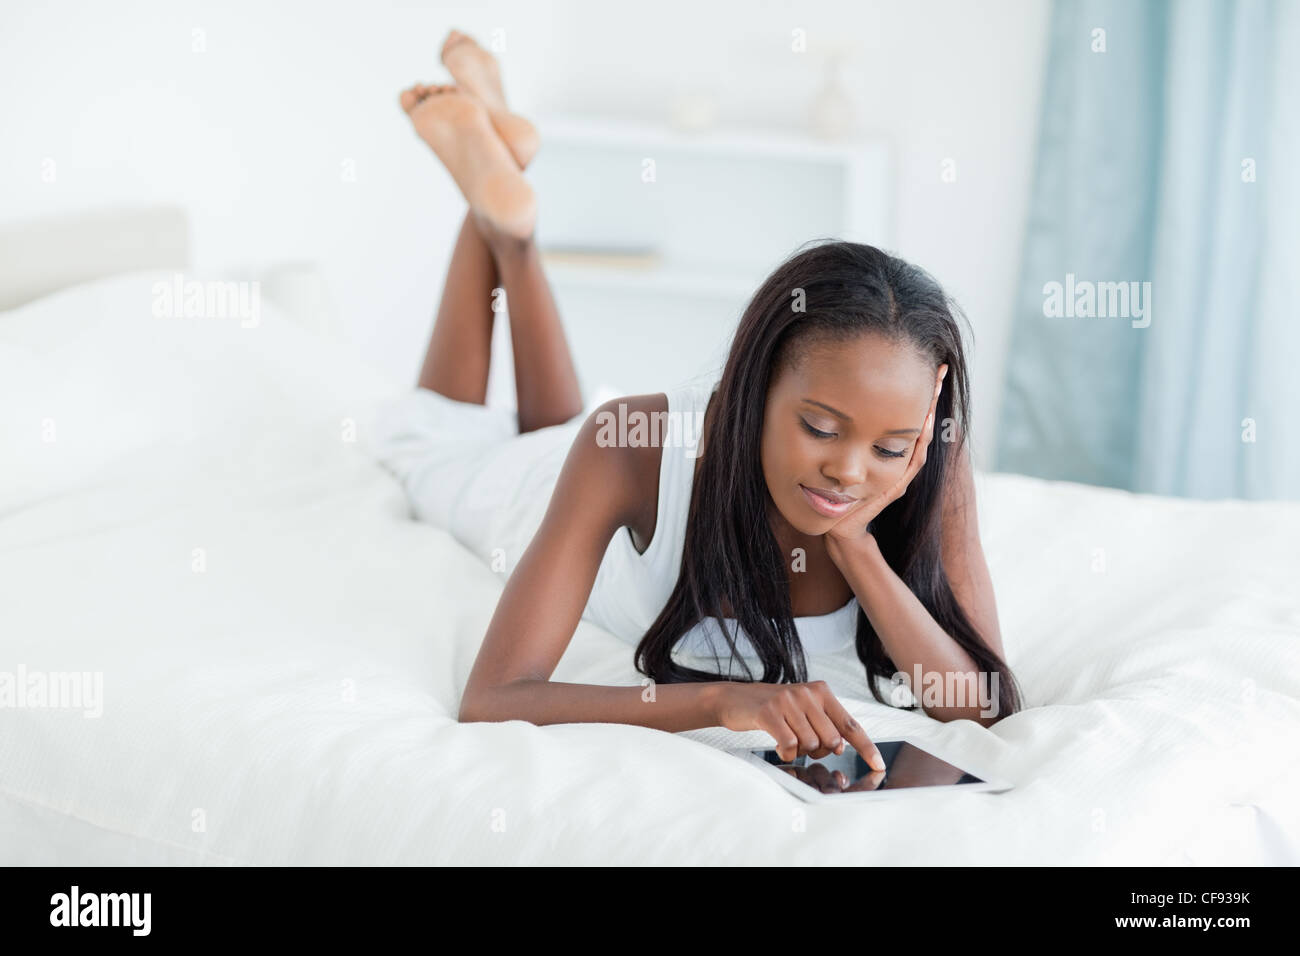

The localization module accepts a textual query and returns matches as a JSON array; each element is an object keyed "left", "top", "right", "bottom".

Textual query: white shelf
[
  {"left": 537, "top": 113, "right": 887, "bottom": 164},
  {"left": 519, "top": 111, "right": 894, "bottom": 400},
  {"left": 542, "top": 258, "right": 760, "bottom": 299}
]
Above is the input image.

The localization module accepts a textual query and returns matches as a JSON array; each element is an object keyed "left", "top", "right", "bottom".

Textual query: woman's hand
[
  {"left": 714, "top": 680, "right": 887, "bottom": 770},
  {"left": 825, "top": 364, "right": 948, "bottom": 561}
]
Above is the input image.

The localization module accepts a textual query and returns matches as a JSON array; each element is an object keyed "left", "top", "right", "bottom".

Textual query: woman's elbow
[
  {"left": 457, "top": 687, "right": 493, "bottom": 723},
  {"left": 458, "top": 681, "right": 525, "bottom": 723}
]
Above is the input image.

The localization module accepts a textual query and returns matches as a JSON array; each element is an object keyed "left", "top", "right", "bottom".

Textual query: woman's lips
[{"left": 799, "top": 484, "right": 859, "bottom": 518}]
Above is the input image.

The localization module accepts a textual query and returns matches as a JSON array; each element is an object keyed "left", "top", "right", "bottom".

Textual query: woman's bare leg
[
  {"left": 481, "top": 230, "right": 583, "bottom": 433},
  {"left": 436, "top": 30, "right": 577, "bottom": 430},
  {"left": 402, "top": 30, "right": 581, "bottom": 432},
  {"left": 415, "top": 211, "right": 583, "bottom": 430},
  {"left": 416, "top": 210, "right": 498, "bottom": 404}
]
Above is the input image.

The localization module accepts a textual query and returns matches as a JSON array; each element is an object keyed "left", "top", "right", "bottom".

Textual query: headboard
[{"left": 0, "top": 205, "right": 190, "bottom": 312}]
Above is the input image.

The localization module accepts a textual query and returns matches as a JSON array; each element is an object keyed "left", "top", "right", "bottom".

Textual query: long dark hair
[{"left": 634, "top": 240, "right": 1023, "bottom": 719}]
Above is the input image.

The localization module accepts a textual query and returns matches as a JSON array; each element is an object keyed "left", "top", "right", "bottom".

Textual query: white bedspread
[{"left": 2, "top": 272, "right": 1297, "bottom": 864}]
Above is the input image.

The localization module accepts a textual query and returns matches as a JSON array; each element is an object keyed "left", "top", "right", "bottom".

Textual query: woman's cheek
[{"left": 776, "top": 431, "right": 801, "bottom": 473}]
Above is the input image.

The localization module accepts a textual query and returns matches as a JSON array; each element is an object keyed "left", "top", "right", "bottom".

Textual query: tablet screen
[{"left": 753, "top": 739, "right": 986, "bottom": 794}]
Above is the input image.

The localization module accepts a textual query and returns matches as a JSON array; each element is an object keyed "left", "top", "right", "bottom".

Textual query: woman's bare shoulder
[{"left": 578, "top": 392, "right": 670, "bottom": 551}]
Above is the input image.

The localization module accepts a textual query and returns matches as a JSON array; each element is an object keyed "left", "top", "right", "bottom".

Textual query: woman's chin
[{"left": 775, "top": 499, "right": 836, "bottom": 537}]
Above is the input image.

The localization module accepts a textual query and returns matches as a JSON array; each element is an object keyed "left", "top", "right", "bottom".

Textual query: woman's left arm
[
  {"left": 934, "top": 440, "right": 1004, "bottom": 661},
  {"left": 824, "top": 373, "right": 1005, "bottom": 727},
  {"left": 831, "top": 529, "right": 1000, "bottom": 726}
]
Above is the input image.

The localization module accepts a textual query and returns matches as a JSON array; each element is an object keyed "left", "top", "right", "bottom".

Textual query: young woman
[{"left": 376, "top": 31, "right": 1024, "bottom": 775}]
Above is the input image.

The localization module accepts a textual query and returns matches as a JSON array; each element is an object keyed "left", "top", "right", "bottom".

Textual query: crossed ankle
[{"left": 480, "top": 226, "right": 537, "bottom": 261}]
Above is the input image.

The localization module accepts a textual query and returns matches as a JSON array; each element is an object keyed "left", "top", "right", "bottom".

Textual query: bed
[{"left": 2, "top": 207, "right": 1297, "bottom": 865}]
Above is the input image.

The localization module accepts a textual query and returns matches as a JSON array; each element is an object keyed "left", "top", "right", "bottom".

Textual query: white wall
[{"left": 0, "top": 0, "right": 1049, "bottom": 466}]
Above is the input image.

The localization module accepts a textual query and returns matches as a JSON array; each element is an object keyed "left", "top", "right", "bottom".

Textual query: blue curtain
[{"left": 995, "top": 0, "right": 1299, "bottom": 499}]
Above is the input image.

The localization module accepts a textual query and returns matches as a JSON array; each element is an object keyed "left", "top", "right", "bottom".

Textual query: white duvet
[{"left": 2, "top": 271, "right": 1298, "bottom": 865}]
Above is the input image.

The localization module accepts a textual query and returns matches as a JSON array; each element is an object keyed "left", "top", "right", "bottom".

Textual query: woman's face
[{"left": 760, "top": 333, "right": 939, "bottom": 538}]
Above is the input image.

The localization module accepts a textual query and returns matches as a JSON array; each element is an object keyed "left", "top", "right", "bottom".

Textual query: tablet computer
[{"left": 728, "top": 737, "right": 1012, "bottom": 803}]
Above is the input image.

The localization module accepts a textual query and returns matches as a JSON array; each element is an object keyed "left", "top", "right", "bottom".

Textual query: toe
[{"left": 442, "top": 29, "right": 469, "bottom": 60}]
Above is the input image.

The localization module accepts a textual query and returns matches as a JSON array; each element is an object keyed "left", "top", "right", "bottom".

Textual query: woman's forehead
[{"left": 778, "top": 337, "right": 933, "bottom": 404}]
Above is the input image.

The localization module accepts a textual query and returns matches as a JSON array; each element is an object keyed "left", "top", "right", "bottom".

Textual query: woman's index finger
[{"left": 824, "top": 694, "right": 886, "bottom": 771}]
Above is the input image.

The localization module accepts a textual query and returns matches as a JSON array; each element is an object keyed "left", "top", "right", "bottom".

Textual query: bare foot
[
  {"left": 399, "top": 84, "right": 536, "bottom": 240},
  {"left": 440, "top": 29, "right": 539, "bottom": 169}
]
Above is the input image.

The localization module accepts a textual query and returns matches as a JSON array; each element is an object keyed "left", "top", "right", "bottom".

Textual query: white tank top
[{"left": 581, "top": 377, "right": 861, "bottom": 664}]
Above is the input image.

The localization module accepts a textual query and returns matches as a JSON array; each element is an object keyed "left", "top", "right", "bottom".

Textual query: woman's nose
[{"left": 823, "top": 447, "right": 870, "bottom": 491}]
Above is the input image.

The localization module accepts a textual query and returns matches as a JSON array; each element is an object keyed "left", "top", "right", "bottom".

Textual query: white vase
[
  {"left": 669, "top": 90, "right": 718, "bottom": 132},
  {"left": 811, "top": 56, "right": 854, "bottom": 140}
]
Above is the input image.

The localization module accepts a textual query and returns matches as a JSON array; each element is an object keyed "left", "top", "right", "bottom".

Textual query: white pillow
[
  {"left": 1, "top": 271, "right": 187, "bottom": 511},
  {"left": 0, "top": 269, "right": 397, "bottom": 513}
]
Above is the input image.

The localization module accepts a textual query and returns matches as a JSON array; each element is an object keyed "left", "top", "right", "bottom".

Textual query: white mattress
[{"left": 2, "top": 271, "right": 1298, "bottom": 865}]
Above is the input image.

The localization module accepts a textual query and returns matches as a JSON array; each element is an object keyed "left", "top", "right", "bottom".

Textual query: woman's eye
[
  {"left": 800, "top": 419, "right": 834, "bottom": 439},
  {"left": 802, "top": 419, "right": 907, "bottom": 458}
]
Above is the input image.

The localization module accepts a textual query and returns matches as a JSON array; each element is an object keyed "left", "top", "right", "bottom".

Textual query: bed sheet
[{"left": 2, "top": 272, "right": 1297, "bottom": 865}]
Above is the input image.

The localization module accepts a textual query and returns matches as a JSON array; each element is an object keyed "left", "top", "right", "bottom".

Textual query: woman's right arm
[
  {"left": 457, "top": 396, "right": 723, "bottom": 732},
  {"left": 458, "top": 396, "right": 887, "bottom": 769}
]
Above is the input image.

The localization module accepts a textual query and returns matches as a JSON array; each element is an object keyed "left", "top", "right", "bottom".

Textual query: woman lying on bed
[{"left": 378, "top": 30, "right": 1024, "bottom": 771}]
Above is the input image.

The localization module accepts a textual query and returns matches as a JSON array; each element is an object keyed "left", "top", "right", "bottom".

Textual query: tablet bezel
[{"left": 727, "top": 736, "right": 1013, "bottom": 803}]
